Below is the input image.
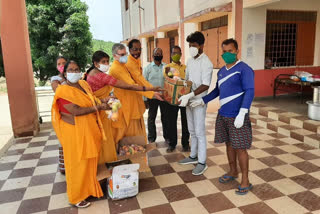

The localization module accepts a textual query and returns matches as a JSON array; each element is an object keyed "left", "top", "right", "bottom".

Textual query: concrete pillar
[
  {"left": 233, "top": 0, "right": 243, "bottom": 57},
  {"left": 179, "top": 0, "right": 185, "bottom": 63},
  {"left": 0, "top": 0, "right": 40, "bottom": 137},
  {"left": 141, "top": 37, "right": 148, "bottom": 67},
  {"left": 228, "top": 12, "right": 235, "bottom": 38}
]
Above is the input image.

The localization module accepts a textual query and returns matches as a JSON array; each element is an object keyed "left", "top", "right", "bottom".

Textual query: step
[{"left": 250, "top": 102, "right": 320, "bottom": 148}]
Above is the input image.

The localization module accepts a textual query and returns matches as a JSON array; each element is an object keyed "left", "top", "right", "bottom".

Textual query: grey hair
[
  {"left": 153, "top": 47, "right": 162, "bottom": 55},
  {"left": 112, "top": 43, "right": 126, "bottom": 55}
]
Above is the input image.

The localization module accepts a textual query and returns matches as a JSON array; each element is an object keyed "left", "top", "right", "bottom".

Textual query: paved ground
[
  {"left": 254, "top": 93, "right": 312, "bottom": 116},
  {"left": 0, "top": 111, "right": 320, "bottom": 214},
  {"left": 0, "top": 95, "right": 13, "bottom": 154},
  {"left": 0, "top": 89, "right": 54, "bottom": 155}
]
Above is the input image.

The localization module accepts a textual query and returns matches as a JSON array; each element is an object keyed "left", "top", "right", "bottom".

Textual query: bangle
[{"left": 143, "top": 86, "right": 146, "bottom": 91}]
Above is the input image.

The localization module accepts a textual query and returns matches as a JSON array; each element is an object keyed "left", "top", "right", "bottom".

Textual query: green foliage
[
  {"left": 92, "top": 39, "right": 115, "bottom": 62},
  {"left": 26, "top": 0, "right": 92, "bottom": 81}
]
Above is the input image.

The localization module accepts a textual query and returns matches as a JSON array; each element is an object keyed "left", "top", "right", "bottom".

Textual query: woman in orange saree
[
  {"left": 85, "top": 51, "right": 162, "bottom": 164},
  {"left": 52, "top": 60, "right": 111, "bottom": 208}
]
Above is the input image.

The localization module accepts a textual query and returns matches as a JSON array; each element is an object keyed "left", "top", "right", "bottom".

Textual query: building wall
[
  {"left": 244, "top": 0, "right": 280, "bottom": 8},
  {"left": 242, "top": 0, "right": 320, "bottom": 70},
  {"left": 156, "top": 0, "right": 180, "bottom": 27},
  {"left": 184, "top": 0, "right": 231, "bottom": 18},
  {"left": 130, "top": 0, "right": 140, "bottom": 37},
  {"left": 140, "top": 0, "right": 155, "bottom": 33},
  {"left": 121, "top": 0, "right": 131, "bottom": 40}
]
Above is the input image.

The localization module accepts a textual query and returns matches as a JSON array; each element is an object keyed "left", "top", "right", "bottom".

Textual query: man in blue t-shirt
[{"left": 191, "top": 38, "right": 255, "bottom": 195}]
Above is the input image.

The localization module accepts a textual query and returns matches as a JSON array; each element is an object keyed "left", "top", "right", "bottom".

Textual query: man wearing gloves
[
  {"left": 190, "top": 38, "right": 255, "bottom": 195},
  {"left": 178, "top": 31, "right": 213, "bottom": 175}
]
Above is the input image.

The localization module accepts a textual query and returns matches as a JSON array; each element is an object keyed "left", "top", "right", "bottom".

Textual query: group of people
[{"left": 50, "top": 30, "right": 255, "bottom": 208}]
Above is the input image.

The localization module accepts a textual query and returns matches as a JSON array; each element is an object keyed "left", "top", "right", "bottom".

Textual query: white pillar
[
  {"left": 141, "top": 37, "right": 148, "bottom": 67},
  {"left": 228, "top": 12, "right": 235, "bottom": 39}
]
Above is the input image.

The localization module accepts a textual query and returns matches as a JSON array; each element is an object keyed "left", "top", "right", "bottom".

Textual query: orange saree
[
  {"left": 51, "top": 80, "right": 104, "bottom": 204},
  {"left": 93, "top": 85, "right": 118, "bottom": 164}
]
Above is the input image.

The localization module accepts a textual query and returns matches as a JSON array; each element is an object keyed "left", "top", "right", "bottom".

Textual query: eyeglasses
[
  {"left": 67, "top": 68, "right": 80, "bottom": 72},
  {"left": 116, "top": 53, "right": 127, "bottom": 57},
  {"left": 130, "top": 48, "right": 142, "bottom": 51}
]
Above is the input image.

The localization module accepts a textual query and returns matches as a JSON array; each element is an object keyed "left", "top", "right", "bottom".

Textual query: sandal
[
  {"left": 235, "top": 184, "right": 253, "bottom": 195},
  {"left": 74, "top": 200, "right": 91, "bottom": 208},
  {"left": 219, "top": 174, "right": 237, "bottom": 183}
]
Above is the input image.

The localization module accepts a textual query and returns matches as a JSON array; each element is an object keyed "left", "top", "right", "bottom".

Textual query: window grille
[
  {"left": 201, "top": 15, "right": 228, "bottom": 31},
  {"left": 265, "top": 10, "right": 317, "bottom": 67}
]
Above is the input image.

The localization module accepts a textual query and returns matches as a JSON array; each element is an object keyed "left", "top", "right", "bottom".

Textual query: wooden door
[
  {"left": 218, "top": 26, "right": 228, "bottom": 68},
  {"left": 156, "top": 38, "right": 170, "bottom": 64},
  {"left": 206, "top": 28, "right": 219, "bottom": 68},
  {"left": 174, "top": 36, "right": 179, "bottom": 46},
  {"left": 147, "top": 40, "right": 154, "bottom": 62},
  {"left": 296, "top": 22, "right": 316, "bottom": 66}
]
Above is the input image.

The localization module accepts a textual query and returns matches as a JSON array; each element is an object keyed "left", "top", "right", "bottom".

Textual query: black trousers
[
  {"left": 167, "top": 106, "right": 190, "bottom": 148},
  {"left": 147, "top": 99, "right": 189, "bottom": 148},
  {"left": 147, "top": 99, "right": 170, "bottom": 142}
]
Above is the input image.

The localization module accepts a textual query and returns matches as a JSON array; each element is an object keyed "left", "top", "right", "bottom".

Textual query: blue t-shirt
[{"left": 202, "top": 61, "right": 255, "bottom": 117}]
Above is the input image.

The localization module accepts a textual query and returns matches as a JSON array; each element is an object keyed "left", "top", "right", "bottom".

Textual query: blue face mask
[{"left": 119, "top": 55, "right": 128, "bottom": 64}]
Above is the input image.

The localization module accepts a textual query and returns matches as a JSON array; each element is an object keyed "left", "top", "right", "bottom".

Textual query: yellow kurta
[
  {"left": 93, "top": 85, "right": 118, "bottom": 164},
  {"left": 51, "top": 80, "right": 104, "bottom": 204},
  {"left": 109, "top": 60, "right": 152, "bottom": 143},
  {"left": 163, "top": 62, "right": 187, "bottom": 79}
]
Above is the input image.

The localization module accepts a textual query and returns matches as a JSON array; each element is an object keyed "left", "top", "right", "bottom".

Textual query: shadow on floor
[{"left": 254, "top": 93, "right": 313, "bottom": 116}]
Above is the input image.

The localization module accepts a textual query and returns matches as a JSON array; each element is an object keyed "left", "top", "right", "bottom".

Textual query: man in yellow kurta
[
  {"left": 109, "top": 43, "right": 162, "bottom": 144},
  {"left": 163, "top": 45, "right": 190, "bottom": 152}
]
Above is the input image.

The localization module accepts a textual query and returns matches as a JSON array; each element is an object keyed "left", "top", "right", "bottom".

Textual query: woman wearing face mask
[
  {"left": 51, "top": 56, "right": 67, "bottom": 92},
  {"left": 52, "top": 60, "right": 111, "bottom": 208},
  {"left": 50, "top": 56, "right": 67, "bottom": 175},
  {"left": 85, "top": 50, "right": 163, "bottom": 164}
]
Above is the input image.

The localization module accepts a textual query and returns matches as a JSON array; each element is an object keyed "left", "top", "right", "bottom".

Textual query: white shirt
[{"left": 186, "top": 53, "right": 213, "bottom": 99}]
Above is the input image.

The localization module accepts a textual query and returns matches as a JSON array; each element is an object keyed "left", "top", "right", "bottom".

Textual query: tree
[
  {"left": 92, "top": 39, "right": 115, "bottom": 62},
  {"left": 27, "top": 0, "right": 92, "bottom": 84}
]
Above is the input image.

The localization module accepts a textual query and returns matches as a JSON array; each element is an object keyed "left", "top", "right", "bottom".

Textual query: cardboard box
[
  {"left": 108, "top": 164, "right": 140, "bottom": 200},
  {"left": 97, "top": 136, "right": 156, "bottom": 181},
  {"left": 163, "top": 76, "right": 192, "bottom": 105}
]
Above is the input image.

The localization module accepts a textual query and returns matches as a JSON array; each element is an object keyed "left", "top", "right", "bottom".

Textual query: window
[
  {"left": 125, "top": 0, "right": 129, "bottom": 11},
  {"left": 265, "top": 10, "right": 317, "bottom": 67},
  {"left": 201, "top": 15, "right": 228, "bottom": 31}
]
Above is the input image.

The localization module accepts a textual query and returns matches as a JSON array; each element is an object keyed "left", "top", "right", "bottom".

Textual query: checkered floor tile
[{"left": 1, "top": 112, "right": 320, "bottom": 214}]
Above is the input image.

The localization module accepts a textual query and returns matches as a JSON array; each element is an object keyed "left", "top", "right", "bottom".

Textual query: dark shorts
[{"left": 214, "top": 113, "right": 252, "bottom": 149}]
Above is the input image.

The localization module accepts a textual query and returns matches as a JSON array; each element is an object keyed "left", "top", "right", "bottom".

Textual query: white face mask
[
  {"left": 66, "top": 72, "right": 82, "bottom": 83},
  {"left": 119, "top": 55, "right": 128, "bottom": 64},
  {"left": 189, "top": 47, "right": 199, "bottom": 58},
  {"left": 98, "top": 64, "right": 110, "bottom": 73}
]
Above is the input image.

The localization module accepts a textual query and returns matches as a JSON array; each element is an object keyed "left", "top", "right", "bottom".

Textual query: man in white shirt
[{"left": 178, "top": 31, "right": 213, "bottom": 175}]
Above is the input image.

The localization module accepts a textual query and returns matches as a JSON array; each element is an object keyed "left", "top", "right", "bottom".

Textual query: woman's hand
[
  {"left": 147, "top": 86, "right": 165, "bottom": 92},
  {"left": 97, "top": 103, "right": 111, "bottom": 111},
  {"left": 101, "top": 96, "right": 116, "bottom": 104}
]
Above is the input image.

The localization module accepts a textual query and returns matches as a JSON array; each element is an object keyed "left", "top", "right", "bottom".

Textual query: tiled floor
[{"left": 1, "top": 112, "right": 320, "bottom": 214}]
